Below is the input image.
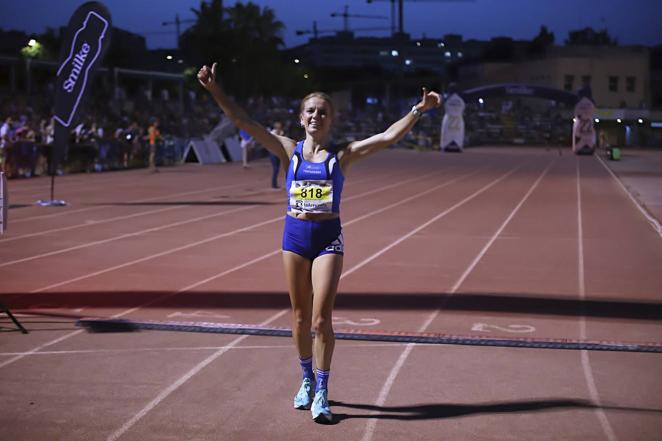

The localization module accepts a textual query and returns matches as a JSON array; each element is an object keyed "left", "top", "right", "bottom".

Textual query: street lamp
[{"left": 21, "top": 38, "right": 42, "bottom": 58}]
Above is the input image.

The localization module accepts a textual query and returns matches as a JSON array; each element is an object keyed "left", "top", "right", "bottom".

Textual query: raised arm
[
  {"left": 197, "top": 63, "right": 294, "bottom": 164},
  {"left": 340, "top": 88, "right": 441, "bottom": 168}
]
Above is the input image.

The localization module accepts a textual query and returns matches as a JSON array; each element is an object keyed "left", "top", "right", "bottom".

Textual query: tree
[
  {"left": 180, "top": 0, "right": 296, "bottom": 97},
  {"left": 224, "top": 2, "right": 284, "bottom": 49},
  {"left": 180, "top": 0, "right": 229, "bottom": 68},
  {"left": 528, "top": 25, "right": 555, "bottom": 55},
  {"left": 566, "top": 27, "right": 617, "bottom": 46},
  {"left": 223, "top": 2, "right": 285, "bottom": 96}
]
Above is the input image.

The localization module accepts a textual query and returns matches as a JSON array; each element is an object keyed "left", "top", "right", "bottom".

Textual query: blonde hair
[{"left": 299, "top": 92, "right": 335, "bottom": 118}]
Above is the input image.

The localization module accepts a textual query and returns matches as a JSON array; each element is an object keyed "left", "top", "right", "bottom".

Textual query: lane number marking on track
[
  {"left": 333, "top": 317, "right": 380, "bottom": 326},
  {"left": 471, "top": 323, "right": 536, "bottom": 333}
]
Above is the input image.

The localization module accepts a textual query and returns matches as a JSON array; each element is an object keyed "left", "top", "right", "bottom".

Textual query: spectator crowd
[{"left": 1, "top": 84, "right": 446, "bottom": 179}]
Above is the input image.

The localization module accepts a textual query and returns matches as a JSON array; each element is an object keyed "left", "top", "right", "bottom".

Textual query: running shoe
[
  {"left": 293, "top": 378, "right": 315, "bottom": 410},
  {"left": 311, "top": 388, "right": 333, "bottom": 423}
]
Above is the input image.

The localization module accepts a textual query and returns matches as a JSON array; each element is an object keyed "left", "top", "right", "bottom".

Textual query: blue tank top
[{"left": 286, "top": 141, "right": 344, "bottom": 214}]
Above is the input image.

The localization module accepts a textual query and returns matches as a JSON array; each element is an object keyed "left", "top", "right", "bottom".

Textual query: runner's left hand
[{"left": 417, "top": 87, "right": 442, "bottom": 112}]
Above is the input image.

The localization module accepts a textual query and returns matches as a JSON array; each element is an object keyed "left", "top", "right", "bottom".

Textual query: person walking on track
[{"left": 197, "top": 62, "right": 441, "bottom": 424}]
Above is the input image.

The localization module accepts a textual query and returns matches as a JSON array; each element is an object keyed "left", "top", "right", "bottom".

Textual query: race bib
[{"left": 289, "top": 180, "right": 333, "bottom": 213}]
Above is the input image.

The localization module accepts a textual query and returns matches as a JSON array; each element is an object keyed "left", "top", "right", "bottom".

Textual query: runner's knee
[
  {"left": 312, "top": 315, "right": 333, "bottom": 336},
  {"left": 292, "top": 309, "right": 312, "bottom": 329}
]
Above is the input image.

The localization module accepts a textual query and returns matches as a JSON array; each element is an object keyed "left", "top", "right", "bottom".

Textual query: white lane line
[
  {"left": 6, "top": 167, "right": 443, "bottom": 275},
  {"left": 1, "top": 166, "right": 461, "bottom": 369},
  {"left": 448, "top": 160, "right": 552, "bottom": 294},
  {"left": 113, "top": 168, "right": 481, "bottom": 318},
  {"left": 98, "top": 169, "right": 480, "bottom": 319},
  {"left": 8, "top": 180, "right": 253, "bottom": 224},
  {"left": 0, "top": 205, "right": 258, "bottom": 267},
  {"left": 368, "top": 309, "right": 439, "bottom": 426},
  {"left": 2, "top": 205, "right": 198, "bottom": 242},
  {"left": 0, "top": 329, "right": 85, "bottom": 369},
  {"left": 0, "top": 164, "right": 485, "bottom": 440},
  {"left": 343, "top": 164, "right": 521, "bottom": 280},
  {"left": 101, "top": 169, "right": 483, "bottom": 440},
  {"left": 111, "top": 250, "right": 282, "bottom": 318},
  {"left": 103, "top": 168, "right": 476, "bottom": 440},
  {"left": 595, "top": 154, "right": 662, "bottom": 237},
  {"left": 7, "top": 167, "right": 222, "bottom": 194},
  {"left": 0, "top": 342, "right": 407, "bottom": 357},
  {"left": 6, "top": 174, "right": 163, "bottom": 196},
  {"left": 7, "top": 175, "right": 351, "bottom": 242},
  {"left": 577, "top": 159, "right": 619, "bottom": 441},
  {"left": 0, "top": 165, "right": 480, "bottom": 437},
  {"left": 7, "top": 166, "right": 390, "bottom": 225},
  {"left": 2, "top": 181, "right": 311, "bottom": 242},
  {"left": 28, "top": 215, "right": 282, "bottom": 293},
  {"left": 104, "top": 309, "right": 288, "bottom": 441},
  {"left": 0, "top": 168, "right": 410, "bottom": 254},
  {"left": 360, "top": 158, "right": 554, "bottom": 441},
  {"left": 5, "top": 163, "right": 376, "bottom": 197},
  {"left": 346, "top": 169, "right": 481, "bottom": 225}
]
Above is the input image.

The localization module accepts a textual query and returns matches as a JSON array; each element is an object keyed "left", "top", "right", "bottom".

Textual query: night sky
[{"left": 1, "top": 0, "right": 661, "bottom": 49}]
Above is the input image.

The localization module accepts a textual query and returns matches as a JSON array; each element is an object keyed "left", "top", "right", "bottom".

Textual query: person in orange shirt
[{"left": 147, "top": 118, "right": 161, "bottom": 172}]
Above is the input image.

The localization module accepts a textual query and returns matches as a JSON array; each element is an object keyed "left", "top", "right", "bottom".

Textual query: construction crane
[
  {"left": 162, "top": 14, "right": 196, "bottom": 50},
  {"left": 366, "top": 0, "right": 475, "bottom": 36},
  {"left": 331, "top": 5, "right": 388, "bottom": 32},
  {"left": 296, "top": 20, "right": 390, "bottom": 39},
  {"left": 295, "top": 21, "right": 328, "bottom": 39}
]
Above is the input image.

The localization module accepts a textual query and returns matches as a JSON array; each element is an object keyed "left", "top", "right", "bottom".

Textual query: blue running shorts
[{"left": 282, "top": 215, "right": 344, "bottom": 260}]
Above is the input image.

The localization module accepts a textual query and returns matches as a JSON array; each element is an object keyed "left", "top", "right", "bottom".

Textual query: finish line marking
[{"left": 76, "top": 318, "right": 662, "bottom": 354}]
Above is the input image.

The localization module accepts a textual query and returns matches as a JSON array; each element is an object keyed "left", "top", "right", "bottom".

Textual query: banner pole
[
  {"left": 1, "top": 171, "right": 7, "bottom": 235},
  {"left": 36, "top": 143, "right": 66, "bottom": 206}
]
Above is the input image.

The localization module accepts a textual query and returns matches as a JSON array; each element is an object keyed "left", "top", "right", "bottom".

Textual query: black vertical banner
[{"left": 51, "top": 2, "right": 112, "bottom": 175}]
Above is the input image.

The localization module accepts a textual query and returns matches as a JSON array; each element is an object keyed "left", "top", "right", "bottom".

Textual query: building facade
[
  {"left": 291, "top": 32, "right": 467, "bottom": 74},
  {"left": 457, "top": 45, "right": 651, "bottom": 110}
]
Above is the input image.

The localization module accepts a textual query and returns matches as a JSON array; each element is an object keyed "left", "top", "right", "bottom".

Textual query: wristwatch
[{"left": 410, "top": 105, "right": 422, "bottom": 118}]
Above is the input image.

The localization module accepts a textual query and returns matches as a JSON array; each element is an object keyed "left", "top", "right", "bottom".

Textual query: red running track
[{"left": 1, "top": 147, "right": 661, "bottom": 441}]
